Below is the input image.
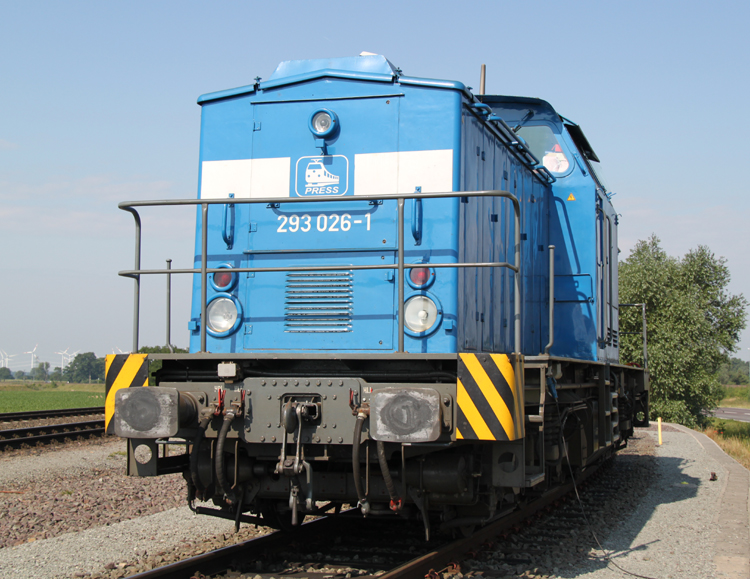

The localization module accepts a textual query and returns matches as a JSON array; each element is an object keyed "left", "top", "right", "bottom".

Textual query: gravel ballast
[
  {"left": 0, "top": 425, "right": 747, "bottom": 579},
  {"left": 0, "top": 438, "right": 273, "bottom": 579}
]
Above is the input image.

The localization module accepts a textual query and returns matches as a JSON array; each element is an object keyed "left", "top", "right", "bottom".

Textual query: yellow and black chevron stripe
[
  {"left": 104, "top": 354, "right": 148, "bottom": 434},
  {"left": 456, "top": 353, "right": 524, "bottom": 441}
]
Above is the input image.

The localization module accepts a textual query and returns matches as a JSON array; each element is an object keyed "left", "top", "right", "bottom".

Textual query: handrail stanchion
[
  {"left": 397, "top": 197, "right": 405, "bottom": 353},
  {"left": 513, "top": 197, "right": 521, "bottom": 354},
  {"left": 544, "top": 245, "right": 555, "bottom": 355},
  {"left": 641, "top": 303, "right": 648, "bottom": 370},
  {"left": 166, "top": 259, "right": 173, "bottom": 353},
  {"left": 200, "top": 203, "right": 209, "bottom": 353},
  {"left": 122, "top": 207, "right": 142, "bottom": 353}
]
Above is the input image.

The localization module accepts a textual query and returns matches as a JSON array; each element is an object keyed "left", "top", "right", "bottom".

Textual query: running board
[{"left": 525, "top": 472, "right": 545, "bottom": 487}]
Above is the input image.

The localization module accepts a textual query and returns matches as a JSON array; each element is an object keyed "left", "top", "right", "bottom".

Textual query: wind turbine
[
  {"left": 1, "top": 351, "right": 17, "bottom": 369},
  {"left": 67, "top": 350, "right": 80, "bottom": 367},
  {"left": 24, "top": 344, "right": 38, "bottom": 372},
  {"left": 55, "top": 348, "right": 70, "bottom": 369}
]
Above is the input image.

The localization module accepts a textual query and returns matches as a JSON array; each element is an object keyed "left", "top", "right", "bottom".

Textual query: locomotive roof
[
  {"left": 197, "top": 54, "right": 469, "bottom": 104},
  {"left": 195, "top": 55, "right": 600, "bottom": 163},
  {"left": 480, "top": 95, "right": 563, "bottom": 129}
]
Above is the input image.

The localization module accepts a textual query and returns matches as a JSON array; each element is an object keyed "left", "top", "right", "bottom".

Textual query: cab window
[{"left": 516, "top": 125, "right": 570, "bottom": 174}]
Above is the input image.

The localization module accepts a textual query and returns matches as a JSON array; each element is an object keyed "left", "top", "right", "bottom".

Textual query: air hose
[
  {"left": 215, "top": 408, "right": 237, "bottom": 504},
  {"left": 190, "top": 410, "right": 214, "bottom": 501},
  {"left": 376, "top": 440, "right": 402, "bottom": 511},
  {"left": 352, "top": 410, "right": 370, "bottom": 515}
]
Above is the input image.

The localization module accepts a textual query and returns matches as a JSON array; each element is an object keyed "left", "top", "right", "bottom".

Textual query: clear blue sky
[{"left": 1, "top": 1, "right": 748, "bottom": 370}]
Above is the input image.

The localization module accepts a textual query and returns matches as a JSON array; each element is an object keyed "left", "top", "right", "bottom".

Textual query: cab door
[{"left": 596, "top": 194, "right": 618, "bottom": 362}]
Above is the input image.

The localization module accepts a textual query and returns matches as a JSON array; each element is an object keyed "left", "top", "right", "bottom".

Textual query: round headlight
[
  {"left": 404, "top": 295, "right": 439, "bottom": 334},
  {"left": 312, "top": 112, "right": 332, "bottom": 133},
  {"left": 309, "top": 109, "right": 338, "bottom": 138},
  {"left": 207, "top": 297, "right": 238, "bottom": 334}
]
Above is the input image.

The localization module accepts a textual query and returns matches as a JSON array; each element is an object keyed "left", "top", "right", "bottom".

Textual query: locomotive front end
[{"left": 110, "top": 54, "right": 647, "bottom": 537}]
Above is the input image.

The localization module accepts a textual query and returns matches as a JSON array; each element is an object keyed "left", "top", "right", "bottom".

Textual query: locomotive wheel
[{"left": 259, "top": 500, "right": 305, "bottom": 532}]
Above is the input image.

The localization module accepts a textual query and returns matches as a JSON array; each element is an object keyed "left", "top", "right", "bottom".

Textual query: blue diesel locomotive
[{"left": 107, "top": 54, "right": 648, "bottom": 536}]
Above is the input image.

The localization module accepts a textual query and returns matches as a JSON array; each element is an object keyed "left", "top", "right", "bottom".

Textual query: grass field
[
  {"left": 719, "top": 385, "right": 750, "bottom": 409},
  {"left": 0, "top": 381, "right": 105, "bottom": 413}
]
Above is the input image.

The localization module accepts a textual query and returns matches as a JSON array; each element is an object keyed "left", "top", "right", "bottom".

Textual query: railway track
[
  {"left": 0, "top": 407, "right": 107, "bottom": 450},
  {"left": 0, "top": 406, "right": 105, "bottom": 422},
  {"left": 0, "top": 420, "right": 106, "bottom": 450},
  {"left": 122, "top": 459, "right": 608, "bottom": 579}
]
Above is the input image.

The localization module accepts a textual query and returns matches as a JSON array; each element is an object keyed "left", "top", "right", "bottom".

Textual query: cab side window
[{"left": 516, "top": 125, "right": 570, "bottom": 174}]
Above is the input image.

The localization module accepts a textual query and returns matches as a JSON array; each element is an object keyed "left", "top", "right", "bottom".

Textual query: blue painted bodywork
[
  {"left": 188, "top": 56, "right": 620, "bottom": 364},
  {"left": 483, "top": 96, "right": 619, "bottom": 362}
]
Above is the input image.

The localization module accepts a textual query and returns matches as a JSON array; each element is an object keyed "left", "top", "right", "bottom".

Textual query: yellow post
[{"left": 658, "top": 417, "right": 662, "bottom": 445}]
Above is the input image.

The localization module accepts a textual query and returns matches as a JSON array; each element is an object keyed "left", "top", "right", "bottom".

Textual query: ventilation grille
[
  {"left": 607, "top": 328, "right": 619, "bottom": 347},
  {"left": 284, "top": 272, "right": 353, "bottom": 333}
]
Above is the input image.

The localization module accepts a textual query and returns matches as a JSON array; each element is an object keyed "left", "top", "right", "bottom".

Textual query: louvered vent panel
[{"left": 284, "top": 272, "right": 353, "bottom": 333}]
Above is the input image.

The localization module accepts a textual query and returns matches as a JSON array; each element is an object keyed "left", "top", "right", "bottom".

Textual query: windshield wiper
[{"left": 512, "top": 110, "right": 535, "bottom": 132}]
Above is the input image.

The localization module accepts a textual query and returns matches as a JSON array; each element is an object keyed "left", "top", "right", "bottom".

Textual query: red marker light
[
  {"left": 409, "top": 267, "right": 431, "bottom": 286},
  {"left": 214, "top": 271, "right": 233, "bottom": 288}
]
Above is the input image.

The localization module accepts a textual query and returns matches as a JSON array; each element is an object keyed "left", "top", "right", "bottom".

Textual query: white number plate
[{"left": 276, "top": 213, "right": 371, "bottom": 233}]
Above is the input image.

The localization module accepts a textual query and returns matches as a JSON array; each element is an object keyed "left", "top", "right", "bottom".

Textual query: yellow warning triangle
[{"left": 567, "top": 193, "right": 576, "bottom": 201}]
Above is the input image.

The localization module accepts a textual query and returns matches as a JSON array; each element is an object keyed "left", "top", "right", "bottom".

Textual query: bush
[{"left": 620, "top": 236, "right": 747, "bottom": 427}]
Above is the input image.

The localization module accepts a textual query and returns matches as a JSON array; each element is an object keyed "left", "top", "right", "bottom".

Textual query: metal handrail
[
  {"left": 544, "top": 245, "right": 555, "bottom": 355},
  {"left": 119, "top": 189, "right": 522, "bottom": 355},
  {"left": 619, "top": 303, "right": 648, "bottom": 370}
]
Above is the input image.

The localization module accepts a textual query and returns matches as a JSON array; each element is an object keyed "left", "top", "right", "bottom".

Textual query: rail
[{"left": 118, "top": 189, "right": 522, "bottom": 355}]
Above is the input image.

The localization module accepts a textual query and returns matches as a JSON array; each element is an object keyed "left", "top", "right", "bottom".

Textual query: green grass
[
  {"left": 719, "top": 385, "right": 750, "bottom": 409},
  {"left": 704, "top": 417, "right": 750, "bottom": 470},
  {"left": 0, "top": 382, "right": 105, "bottom": 412}
]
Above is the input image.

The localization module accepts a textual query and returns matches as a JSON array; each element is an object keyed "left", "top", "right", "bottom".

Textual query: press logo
[{"left": 295, "top": 155, "right": 349, "bottom": 197}]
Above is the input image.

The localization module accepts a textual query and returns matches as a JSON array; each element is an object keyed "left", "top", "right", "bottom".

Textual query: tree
[
  {"left": 717, "top": 357, "right": 750, "bottom": 386},
  {"left": 49, "top": 367, "right": 64, "bottom": 382},
  {"left": 64, "top": 352, "right": 105, "bottom": 383},
  {"left": 0, "top": 367, "right": 11, "bottom": 380},
  {"left": 619, "top": 236, "right": 747, "bottom": 427},
  {"left": 138, "top": 345, "right": 188, "bottom": 385},
  {"left": 14, "top": 370, "right": 26, "bottom": 381},
  {"left": 30, "top": 361, "right": 50, "bottom": 382}
]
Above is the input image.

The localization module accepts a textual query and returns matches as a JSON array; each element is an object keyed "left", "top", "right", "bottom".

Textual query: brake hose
[
  {"left": 190, "top": 411, "right": 213, "bottom": 500},
  {"left": 352, "top": 411, "right": 370, "bottom": 515},
  {"left": 376, "top": 440, "right": 402, "bottom": 510},
  {"left": 215, "top": 408, "right": 237, "bottom": 504}
]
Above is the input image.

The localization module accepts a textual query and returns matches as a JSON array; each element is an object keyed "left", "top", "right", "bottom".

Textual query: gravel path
[{"left": 551, "top": 426, "right": 737, "bottom": 579}]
